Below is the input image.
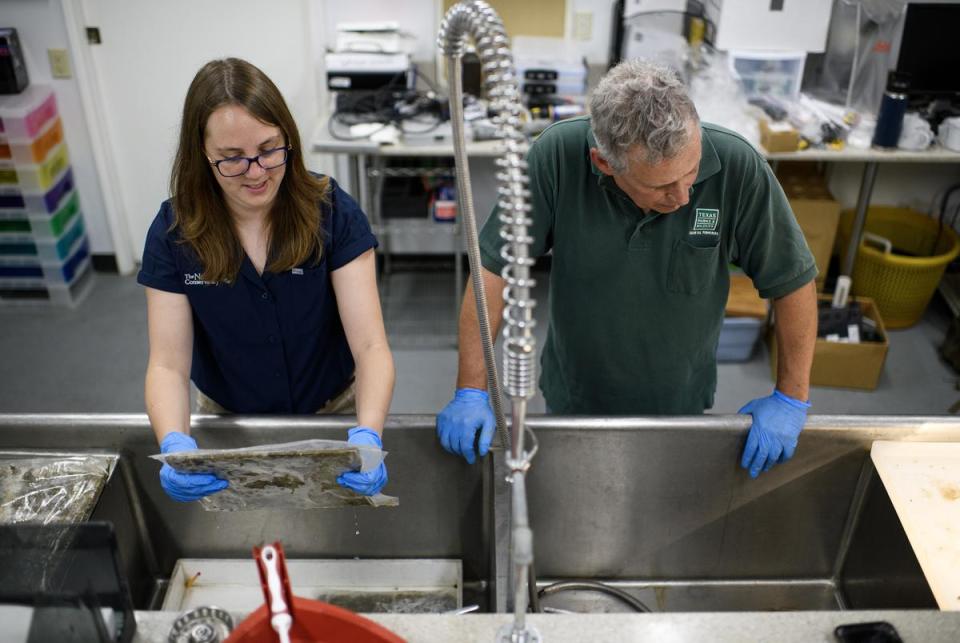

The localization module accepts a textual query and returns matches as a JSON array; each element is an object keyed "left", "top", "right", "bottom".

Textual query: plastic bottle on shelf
[
  {"left": 431, "top": 184, "right": 457, "bottom": 223},
  {"left": 871, "top": 71, "right": 909, "bottom": 149}
]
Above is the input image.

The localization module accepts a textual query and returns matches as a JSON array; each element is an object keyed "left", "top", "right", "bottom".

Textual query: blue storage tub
[{"left": 717, "top": 316, "right": 765, "bottom": 362}]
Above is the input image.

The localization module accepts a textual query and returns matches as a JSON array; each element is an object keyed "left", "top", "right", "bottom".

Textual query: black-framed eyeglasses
[{"left": 208, "top": 145, "right": 292, "bottom": 178}]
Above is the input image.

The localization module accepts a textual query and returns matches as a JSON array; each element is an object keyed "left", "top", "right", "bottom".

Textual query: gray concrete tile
[{"left": 0, "top": 269, "right": 955, "bottom": 420}]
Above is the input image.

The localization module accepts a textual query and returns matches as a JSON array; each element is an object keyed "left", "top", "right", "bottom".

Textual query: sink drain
[{"left": 168, "top": 606, "right": 234, "bottom": 643}]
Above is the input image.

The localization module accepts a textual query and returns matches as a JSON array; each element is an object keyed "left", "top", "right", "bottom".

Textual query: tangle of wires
[
  {"left": 328, "top": 67, "right": 449, "bottom": 141},
  {"left": 936, "top": 183, "right": 960, "bottom": 269}
]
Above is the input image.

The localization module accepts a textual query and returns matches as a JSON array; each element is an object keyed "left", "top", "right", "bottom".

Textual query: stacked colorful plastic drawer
[{"left": 0, "top": 85, "right": 93, "bottom": 306}]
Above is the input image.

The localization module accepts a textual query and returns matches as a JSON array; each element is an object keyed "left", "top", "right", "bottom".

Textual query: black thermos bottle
[{"left": 872, "top": 71, "right": 910, "bottom": 149}]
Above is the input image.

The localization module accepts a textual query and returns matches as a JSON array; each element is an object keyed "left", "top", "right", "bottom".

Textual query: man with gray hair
[{"left": 437, "top": 60, "right": 817, "bottom": 478}]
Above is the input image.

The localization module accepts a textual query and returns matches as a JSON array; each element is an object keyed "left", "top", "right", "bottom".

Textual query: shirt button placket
[{"left": 259, "top": 286, "right": 291, "bottom": 409}]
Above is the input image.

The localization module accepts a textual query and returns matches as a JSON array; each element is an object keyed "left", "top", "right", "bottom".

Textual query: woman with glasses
[{"left": 137, "top": 58, "right": 394, "bottom": 503}]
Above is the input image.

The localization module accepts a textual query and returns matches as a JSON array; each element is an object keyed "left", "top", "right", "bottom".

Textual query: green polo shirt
[{"left": 478, "top": 117, "right": 816, "bottom": 414}]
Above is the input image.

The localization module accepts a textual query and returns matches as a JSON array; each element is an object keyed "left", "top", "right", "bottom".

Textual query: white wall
[
  {"left": 6, "top": 0, "right": 957, "bottom": 265},
  {"left": 566, "top": 0, "right": 617, "bottom": 65},
  {"left": 320, "top": 1, "right": 619, "bottom": 70},
  {"left": 4, "top": 0, "right": 112, "bottom": 254},
  {"left": 4, "top": 0, "right": 613, "bottom": 262},
  {"left": 322, "top": 1, "right": 441, "bottom": 71},
  {"left": 6, "top": 0, "right": 330, "bottom": 262},
  {"left": 74, "top": 0, "right": 322, "bottom": 262}
]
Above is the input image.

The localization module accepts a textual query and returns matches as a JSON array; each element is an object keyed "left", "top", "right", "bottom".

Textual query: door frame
[{"left": 58, "top": 0, "right": 136, "bottom": 274}]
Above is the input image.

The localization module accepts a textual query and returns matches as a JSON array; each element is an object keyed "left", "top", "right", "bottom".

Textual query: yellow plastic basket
[{"left": 838, "top": 207, "right": 959, "bottom": 328}]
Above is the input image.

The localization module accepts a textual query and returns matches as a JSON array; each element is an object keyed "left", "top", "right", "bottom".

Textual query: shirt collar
[
  {"left": 587, "top": 127, "right": 604, "bottom": 177},
  {"left": 693, "top": 126, "right": 721, "bottom": 185},
  {"left": 586, "top": 124, "right": 722, "bottom": 185}
]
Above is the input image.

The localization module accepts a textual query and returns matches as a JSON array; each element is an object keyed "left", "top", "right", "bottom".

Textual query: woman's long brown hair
[{"left": 170, "top": 58, "right": 327, "bottom": 282}]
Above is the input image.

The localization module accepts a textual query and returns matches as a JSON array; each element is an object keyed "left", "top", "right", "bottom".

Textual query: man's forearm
[
  {"left": 457, "top": 268, "right": 507, "bottom": 390},
  {"left": 772, "top": 280, "right": 818, "bottom": 402}
]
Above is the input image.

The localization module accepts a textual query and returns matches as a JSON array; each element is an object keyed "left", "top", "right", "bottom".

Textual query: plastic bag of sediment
[
  {"left": 151, "top": 439, "right": 398, "bottom": 511},
  {"left": 0, "top": 453, "right": 117, "bottom": 524}
]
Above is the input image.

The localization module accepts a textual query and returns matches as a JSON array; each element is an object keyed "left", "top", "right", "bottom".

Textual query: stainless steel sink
[
  {"left": 522, "top": 415, "right": 949, "bottom": 613},
  {"left": 0, "top": 413, "right": 955, "bottom": 615},
  {"left": 0, "top": 415, "right": 489, "bottom": 612}
]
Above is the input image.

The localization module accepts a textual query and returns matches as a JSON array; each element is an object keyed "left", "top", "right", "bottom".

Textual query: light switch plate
[
  {"left": 48, "top": 48, "right": 72, "bottom": 79},
  {"left": 574, "top": 11, "right": 593, "bottom": 41}
]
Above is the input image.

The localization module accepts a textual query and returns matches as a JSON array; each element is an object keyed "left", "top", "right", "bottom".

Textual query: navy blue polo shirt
[{"left": 137, "top": 177, "right": 378, "bottom": 414}]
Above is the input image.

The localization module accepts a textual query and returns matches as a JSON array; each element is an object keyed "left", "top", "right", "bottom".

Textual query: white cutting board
[{"left": 871, "top": 441, "right": 960, "bottom": 610}]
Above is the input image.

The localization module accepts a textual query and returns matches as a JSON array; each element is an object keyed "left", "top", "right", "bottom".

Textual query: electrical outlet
[
  {"left": 573, "top": 11, "right": 593, "bottom": 41},
  {"left": 48, "top": 48, "right": 72, "bottom": 79}
]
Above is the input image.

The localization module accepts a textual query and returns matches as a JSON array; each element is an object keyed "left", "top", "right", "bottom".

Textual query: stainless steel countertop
[
  {"left": 7, "top": 413, "right": 960, "bottom": 632},
  {"left": 135, "top": 609, "right": 960, "bottom": 642}
]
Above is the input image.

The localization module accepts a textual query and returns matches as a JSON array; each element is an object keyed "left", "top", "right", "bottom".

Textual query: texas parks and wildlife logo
[{"left": 690, "top": 208, "right": 720, "bottom": 238}]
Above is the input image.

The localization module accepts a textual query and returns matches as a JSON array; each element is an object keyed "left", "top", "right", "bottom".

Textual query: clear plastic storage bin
[
  {"left": 28, "top": 191, "right": 80, "bottom": 240},
  {"left": 0, "top": 86, "right": 58, "bottom": 140},
  {"left": 728, "top": 50, "right": 806, "bottom": 99},
  {"left": 0, "top": 167, "right": 73, "bottom": 214},
  {"left": 0, "top": 257, "right": 93, "bottom": 307},
  {"left": 34, "top": 216, "right": 85, "bottom": 262},
  {"left": 0, "top": 235, "right": 89, "bottom": 284},
  {"left": 0, "top": 218, "right": 30, "bottom": 234},
  {"left": 0, "top": 118, "right": 64, "bottom": 165},
  {"left": 0, "top": 212, "right": 83, "bottom": 260},
  {"left": 0, "top": 143, "right": 69, "bottom": 191},
  {"left": 0, "top": 238, "right": 34, "bottom": 256}
]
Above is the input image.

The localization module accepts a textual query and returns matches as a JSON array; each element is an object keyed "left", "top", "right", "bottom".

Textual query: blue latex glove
[
  {"left": 337, "top": 427, "right": 388, "bottom": 496},
  {"left": 436, "top": 388, "right": 496, "bottom": 464},
  {"left": 159, "top": 432, "right": 229, "bottom": 502},
  {"left": 739, "top": 390, "right": 811, "bottom": 478}
]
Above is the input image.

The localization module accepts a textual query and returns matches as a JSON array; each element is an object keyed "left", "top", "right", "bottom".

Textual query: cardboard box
[
  {"left": 776, "top": 164, "right": 841, "bottom": 291},
  {"left": 726, "top": 273, "right": 767, "bottom": 318},
  {"left": 768, "top": 296, "right": 888, "bottom": 390},
  {"left": 792, "top": 199, "right": 841, "bottom": 290},
  {"left": 760, "top": 119, "right": 800, "bottom": 153}
]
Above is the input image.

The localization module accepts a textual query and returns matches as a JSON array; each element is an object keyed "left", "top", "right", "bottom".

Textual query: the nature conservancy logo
[
  {"left": 183, "top": 273, "right": 218, "bottom": 286},
  {"left": 690, "top": 208, "right": 720, "bottom": 238}
]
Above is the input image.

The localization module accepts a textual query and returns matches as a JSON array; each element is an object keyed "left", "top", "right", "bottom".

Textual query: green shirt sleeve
[
  {"left": 479, "top": 133, "right": 557, "bottom": 274},
  {"left": 733, "top": 154, "right": 818, "bottom": 299}
]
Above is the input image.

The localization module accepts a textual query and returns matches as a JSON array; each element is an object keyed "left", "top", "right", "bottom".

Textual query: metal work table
[
  {"left": 314, "top": 126, "right": 527, "bottom": 327},
  {"left": 317, "top": 120, "right": 960, "bottom": 310},
  {"left": 133, "top": 609, "right": 960, "bottom": 642},
  {"left": 766, "top": 146, "right": 960, "bottom": 163},
  {"left": 314, "top": 117, "right": 519, "bottom": 221}
]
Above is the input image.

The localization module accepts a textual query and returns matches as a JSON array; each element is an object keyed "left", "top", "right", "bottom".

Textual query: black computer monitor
[{"left": 896, "top": 3, "right": 960, "bottom": 100}]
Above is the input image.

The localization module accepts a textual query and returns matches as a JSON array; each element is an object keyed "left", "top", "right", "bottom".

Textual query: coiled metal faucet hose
[
  {"left": 437, "top": 0, "right": 537, "bottom": 453},
  {"left": 439, "top": 3, "right": 540, "bottom": 638}
]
